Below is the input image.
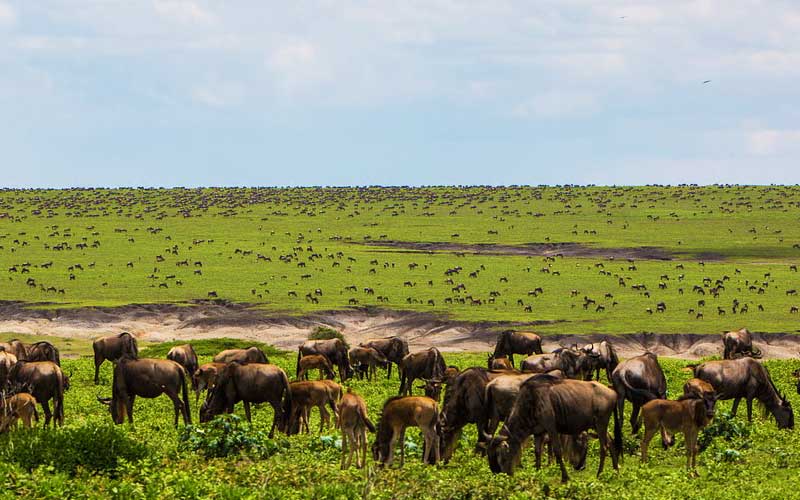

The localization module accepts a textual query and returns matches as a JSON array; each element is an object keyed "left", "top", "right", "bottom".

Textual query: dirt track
[
  {"left": 1, "top": 301, "right": 799, "bottom": 359},
  {"left": 357, "top": 241, "right": 678, "bottom": 260}
]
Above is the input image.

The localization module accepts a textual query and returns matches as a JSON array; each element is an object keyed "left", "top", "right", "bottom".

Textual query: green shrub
[
  {"left": 698, "top": 411, "right": 752, "bottom": 451},
  {"left": 0, "top": 424, "right": 148, "bottom": 476},
  {"left": 308, "top": 326, "right": 348, "bottom": 349},
  {"left": 179, "top": 414, "right": 288, "bottom": 458},
  {"left": 141, "top": 338, "right": 284, "bottom": 358}
]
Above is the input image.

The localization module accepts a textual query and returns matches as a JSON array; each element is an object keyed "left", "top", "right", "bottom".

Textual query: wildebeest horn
[{"left": 96, "top": 396, "right": 112, "bottom": 405}]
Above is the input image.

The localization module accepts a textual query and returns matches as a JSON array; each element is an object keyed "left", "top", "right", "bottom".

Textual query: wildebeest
[
  {"left": 639, "top": 395, "right": 716, "bottom": 470},
  {"left": 297, "top": 339, "right": 352, "bottom": 382},
  {"left": 580, "top": 341, "right": 618, "bottom": 381},
  {"left": 372, "top": 396, "right": 441, "bottom": 467},
  {"left": 297, "top": 354, "right": 336, "bottom": 380},
  {"left": 520, "top": 347, "right": 592, "bottom": 379},
  {"left": 693, "top": 357, "right": 793, "bottom": 428},
  {"left": 492, "top": 330, "right": 543, "bottom": 367},
  {"left": 487, "top": 355, "right": 513, "bottom": 370},
  {"left": 0, "top": 351, "right": 18, "bottom": 389},
  {"left": 0, "top": 393, "right": 38, "bottom": 431},
  {"left": 348, "top": 346, "right": 388, "bottom": 381},
  {"left": 26, "top": 341, "right": 61, "bottom": 366},
  {"left": 398, "top": 348, "right": 446, "bottom": 396},
  {"left": 360, "top": 337, "right": 409, "bottom": 379},
  {"left": 192, "top": 362, "right": 226, "bottom": 404},
  {"left": 683, "top": 378, "right": 716, "bottom": 403},
  {"left": 611, "top": 352, "right": 667, "bottom": 433},
  {"left": 97, "top": 358, "right": 190, "bottom": 426},
  {"left": 0, "top": 340, "right": 28, "bottom": 361},
  {"left": 339, "top": 388, "right": 375, "bottom": 469},
  {"left": 166, "top": 344, "right": 199, "bottom": 387},
  {"left": 92, "top": 332, "right": 138, "bottom": 384},
  {"left": 484, "top": 371, "right": 564, "bottom": 435},
  {"left": 8, "top": 361, "right": 66, "bottom": 426},
  {"left": 485, "top": 375, "right": 621, "bottom": 482},
  {"left": 286, "top": 380, "right": 341, "bottom": 434},
  {"left": 200, "top": 362, "right": 291, "bottom": 437},
  {"left": 213, "top": 346, "right": 268, "bottom": 365},
  {"left": 722, "top": 328, "right": 762, "bottom": 359}
]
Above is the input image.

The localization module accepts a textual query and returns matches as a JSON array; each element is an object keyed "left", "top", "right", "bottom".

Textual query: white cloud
[
  {"left": 153, "top": 0, "right": 215, "bottom": 26},
  {"left": 266, "top": 40, "right": 331, "bottom": 94},
  {"left": 747, "top": 129, "right": 800, "bottom": 156},
  {"left": 190, "top": 81, "right": 244, "bottom": 108},
  {"left": 0, "top": 1, "right": 16, "bottom": 27},
  {"left": 513, "top": 90, "right": 599, "bottom": 119}
]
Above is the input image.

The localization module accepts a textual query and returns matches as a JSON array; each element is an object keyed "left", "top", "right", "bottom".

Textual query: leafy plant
[
  {"left": 179, "top": 414, "right": 287, "bottom": 458},
  {"left": 309, "top": 326, "right": 348, "bottom": 349},
  {"left": 698, "top": 411, "right": 752, "bottom": 451}
]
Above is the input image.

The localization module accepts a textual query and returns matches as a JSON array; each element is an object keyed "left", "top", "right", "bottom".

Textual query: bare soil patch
[
  {"left": 0, "top": 301, "right": 797, "bottom": 359},
  {"left": 357, "top": 241, "right": 675, "bottom": 261}
]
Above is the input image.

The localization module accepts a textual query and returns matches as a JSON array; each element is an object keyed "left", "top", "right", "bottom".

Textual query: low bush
[
  {"left": 308, "top": 326, "right": 348, "bottom": 349},
  {"left": 179, "top": 414, "right": 288, "bottom": 458}
]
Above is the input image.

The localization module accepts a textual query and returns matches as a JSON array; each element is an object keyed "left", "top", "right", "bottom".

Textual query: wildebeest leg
[
  {"left": 127, "top": 395, "right": 135, "bottom": 426},
  {"left": 616, "top": 392, "right": 626, "bottom": 434},
  {"left": 399, "top": 427, "right": 406, "bottom": 467},
  {"left": 630, "top": 404, "right": 641, "bottom": 434},
  {"left": 686, "top": 427, "right": 697, "bottom": 470},
  {"left": 41, "top": 400, "right": 52, "bottom": 427},
  {"left": 341, "top": 428, "right": 350, "bottom": 469},
  {"left": 597, "top": 423, "right": 609, "bottom": 476},
  {"left": 640, "top": 424, "right": 657, "bottom": 463},
  {"left": 386, "top": 428, "right": 398, "bottom": 467},
  {"left": 167, "top": 391, "right": 183, "bottom": 427},
  {"left": 358, "top": 427, "right": 367, "bottom": 468},
  {"left": 93, "top": 354, "right": 103, "bottom": 385},
  {"left": 746, "top": 398, "right": 753, "bottom": 422},
  {"left": 319, "top": 404, "right": 330, "bottom": 432},
  {"left": 550, "top": 431, "right": 569, "bottom": 483},
  {"left": 534, "top": 434, "right": 544, "bottom": 469},
  {"left": 268, "top": 401, "right": 280, "bottom": 438},
  {"left": 731, "top": 397, "right": 741, "bottom": 417},
  {"left": 243, "top": 401, "right": 252, "bottom": 423}
]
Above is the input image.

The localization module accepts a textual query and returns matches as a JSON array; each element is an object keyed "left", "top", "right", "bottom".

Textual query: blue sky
[{"left": 1, "top": 1, "right": 799, "bottom": 187}]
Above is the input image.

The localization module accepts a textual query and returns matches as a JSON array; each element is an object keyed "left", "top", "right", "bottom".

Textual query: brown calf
[
  {"left": 297, "top": 354, "right": 336, "bottom": 380},
  {"left": 339, "top": 388, "right": 376, "bottom": 469},
  {"left": 0, "top": 393, "right": 38, "bottom": 431},
  {"left": 640, "top": 397, "right": 716, "bottom": 469},
  {"left": 372, "top": 396, "right": 441, "bottom": 467}
]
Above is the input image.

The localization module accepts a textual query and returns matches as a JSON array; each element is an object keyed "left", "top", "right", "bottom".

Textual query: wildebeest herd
[{"left": 0, "top": 327, "right": 794, "bottom": 482}]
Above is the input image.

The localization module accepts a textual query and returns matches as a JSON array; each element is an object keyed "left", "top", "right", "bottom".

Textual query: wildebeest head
[
  {"left": 96, "top": 395, "right": 125, "bottom": 425},
  {"left": 419, "top": 378, "right": 443, "bottom": 401},
  {"left": 562, "top": 432, "right": 589, "bottom": 471},
  {"left": 199, "top": 363, "right": 237, "bottom": 423},
  {"left": 773, "top": 394, "right": 794, "bottom": 429},
  {"left": 485, "top": 433, "right": 520, "bottom": 475}
]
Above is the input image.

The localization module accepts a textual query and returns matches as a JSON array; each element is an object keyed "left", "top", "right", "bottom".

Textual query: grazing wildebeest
[
  {"left": 26, "top": 341, "right": 61, "bottom": 366},
  {"left": 399, "top": 348, "right": 446, "bottom": 396},
  {"left": 97, "top": 358, "right": 190, "bottom": 426},
  {"left": 286, "top": 380, "right": 341, "bottom": 434},
  {"left": 693, "top": 358, "right": 793, "bottom": 428},
  {"left": 8, "top": 361, "right": 66, "bottom": 426},
  {"left": 520, "top": 347, "right": 592, "bottom": 379},
  {"left": 200, "top": 362, "right": 291, "bottom": 437},
  {"left": 372, "top": 396, "right": 441, "bottom": 467},
  {"left": 722, "top": 328, "right": 762, "bottom": 359},
  {"left": 580, "top": 341, "right": 618, "bottom": 381},
  {"left": 0, "top": 351, "right": 18, "bottom": 389},
  {"left": 0, "top": 393, "right": 39, "bottom": 431},
  {"left": 487, "top": 354, "right": 513, "bottom": 370},
  {"left": 360, "top": 337, "right": 409, "bottom": 379},
  {"left": 485, "top": 375, "right": 621, "bottom": 482},
  {"left": 192, "top": 362, "right": 226, "bottom": 404},
  {"left": 0, "top": 340, "right": 28, "bottom": 361},
  {"left": 213, "top": 346, "right": 268, "bottom": 365},
  {"left": 92, "top": 332, "right": 138, "bottom": 384},
  {"left": 439, "top": 367, "right": 515, "bottom": 462},
  {"left": 348, "top": 347, "right": 388, "bottom": 381},
  {"left": 166, "top": 344, "right": 199, "bottom": 387},
  {"left": 297, "top": 339, "right": 352, "bottom": 382},
  {"left": 297, "top": 354, "right": 336, "bottom": 380},
  {"left": 483, "top": 371, "right": 564, "bottom": 435},
  {"left": 339, "top": 388, "right": 375, "bottom": 469},
  {"left": 640, "top": 395, "right": 716, "bottom": 470},
  {"left": 611, "top": 352, "right": 667, "bottom": 433},
  {"left": 492, "top": 330, "right": 543, "bottom": 367}
]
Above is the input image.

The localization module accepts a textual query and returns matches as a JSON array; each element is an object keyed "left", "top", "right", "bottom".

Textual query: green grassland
[
  {"left": 1, "top": 342, "right": 799, "bottom": 499},
  {"left": 2, "top": 186, "right": 800, "bottom": 333}
]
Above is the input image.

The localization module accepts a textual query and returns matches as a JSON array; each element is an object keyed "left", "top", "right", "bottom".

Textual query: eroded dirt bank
[{"left": 0, "top": 301, "right": 797, "bottom": 359}]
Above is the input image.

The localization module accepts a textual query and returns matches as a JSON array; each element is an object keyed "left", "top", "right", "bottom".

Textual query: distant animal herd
[{"left": 0, "top": 327, "right": 795, "bottom": 481}]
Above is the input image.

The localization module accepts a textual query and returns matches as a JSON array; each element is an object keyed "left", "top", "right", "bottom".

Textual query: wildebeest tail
[
  {"left": 358, "top": 404, "right": 376, "bottom": 433},
  {"left": 613, "top": 401, "right": 623, "bottom": 461},
  {"left": 281, "top": 370, "right": 293, "bottom": 432},
  {"left": 180, "top": 367, "right": 191, "bottom": 424},
  {"left": 295, "top": 349, "right": 302, "bottom": 378}
]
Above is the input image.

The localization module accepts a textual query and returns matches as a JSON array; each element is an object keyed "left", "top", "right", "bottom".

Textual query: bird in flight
[{"left": 703, "top": 80, "right": 712, "bottom": 84}]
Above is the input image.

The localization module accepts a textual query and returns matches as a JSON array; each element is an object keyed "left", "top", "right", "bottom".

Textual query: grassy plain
[{"left": 1, "top": 186, "right": 800, "bottom": 334}]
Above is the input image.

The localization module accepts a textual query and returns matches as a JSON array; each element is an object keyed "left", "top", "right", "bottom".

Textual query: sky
[{"left": 1, "top": 0, "right": 799, "bottom": 188}]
